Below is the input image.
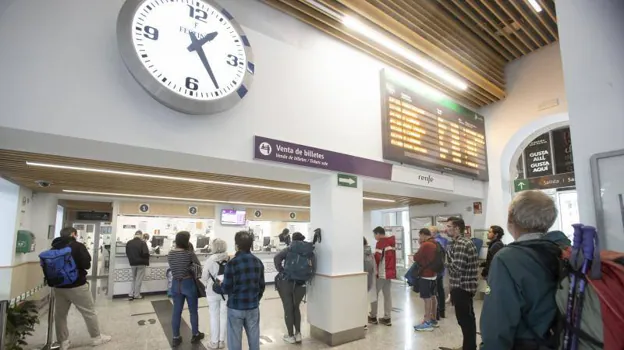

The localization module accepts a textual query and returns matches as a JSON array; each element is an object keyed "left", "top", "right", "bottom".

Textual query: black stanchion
[
  {"left": 40, "top": 289, "right": 60, "bottom": 350},
  {"left": 0, "top": 300, "right": 9, "bottom": 350}
]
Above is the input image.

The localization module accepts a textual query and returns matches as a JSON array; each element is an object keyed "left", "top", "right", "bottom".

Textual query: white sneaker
[
  {"left": 282, "top": 335, "right": 296, "bottom": 344},
  {"left": 207, "top": 342, "right": 219, "bottom": 349},
  {"left": 294, "top": 333, "right": 302, "bottom": 343},
  {"left": 92, "top": 334, "right": 112, "bottom": 346},
  {"left": 218, "top": 341, "right": 225, "bottom": 349},
  {"left": 60, "top": 340, "right": 71, "bottom": 350}
]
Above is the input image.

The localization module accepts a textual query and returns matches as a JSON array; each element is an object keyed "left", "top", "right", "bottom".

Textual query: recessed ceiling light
[
  {"left": 28, "top": 161, "right": 395, "bottom": 203},
  {"left": 62, "top": 190, "right": 311, "bottom": 209},
  {"left": 527, "top": 0, "right": 543, "bottom": 13}
]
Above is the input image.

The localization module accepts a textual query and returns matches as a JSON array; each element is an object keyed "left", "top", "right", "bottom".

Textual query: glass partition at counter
[
  {"left": 116, "top": 215, "right": 215, "bottom": 255},
  {"left": 247, "top": 221, "right": 310, "bottom": 252}
]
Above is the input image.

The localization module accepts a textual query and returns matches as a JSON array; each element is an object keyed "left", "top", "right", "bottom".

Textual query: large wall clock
[{"left": 117, "top": 0, "right": 255, "bottom": 115}]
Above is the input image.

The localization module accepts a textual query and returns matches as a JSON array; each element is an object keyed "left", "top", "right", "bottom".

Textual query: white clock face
[{"left": 130, "top": 0, "right": 248, "bottom": 101}]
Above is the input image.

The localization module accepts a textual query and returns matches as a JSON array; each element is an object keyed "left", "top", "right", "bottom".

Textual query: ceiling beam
[
  {"left": 496, "top": 0, "right": 541, "bottom": 49},
  {"left": 468, "top": 0, "right": 530, "bottom": 55}
]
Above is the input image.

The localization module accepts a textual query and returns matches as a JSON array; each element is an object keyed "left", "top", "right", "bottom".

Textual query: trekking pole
[
  {"left": 0, "top": 299, "right": 9, "bottom": 350},
  {"left": 563, "top": 223, "right": 584, "bottom": 350},
  {"left": 41, "top": 289, "right": 60, "bottom": 350},
  {"left": 570, "top": 226, "right": 597, "bottom": 350}
]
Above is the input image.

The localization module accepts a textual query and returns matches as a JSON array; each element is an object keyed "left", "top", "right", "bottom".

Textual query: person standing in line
[
  {"left": 368, "top": 226, "right": 396, "bottom": 326},
  {"left": 213, "top": 231, "right": 265, "bottom": 350},
  {"left": 51, "top": 227, "right": 112, "bottom": 350},
  {"left": 168, "top": 231, "right": 205, "bottom": 347},
  {"left": 274, "top": 232, "right": 314, "bottom": 344},
  {"left": 444, "top": 217, "right": 479, "bottom": 350},
  {"left": 413, "top": 228, "right": 440, "bottom": 332},
  {"left": 363, "top": 237, "right": 376, "bottom": 330},
  {"left": 480, "top": 225, "right": 505, "bottom": 280},
  {"left": 202, "top": 238, "right": 230, "bottom": 349},
  {"left": 126, "top": 230, "right": 150, "bottom": 301},
  {"left": 430, "top": 226, "right": 448, "bottom": 319}
]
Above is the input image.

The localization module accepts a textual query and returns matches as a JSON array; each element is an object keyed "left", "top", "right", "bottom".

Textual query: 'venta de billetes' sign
[{"left": 254, "top": 136, "right": 392, "bottom": 180}]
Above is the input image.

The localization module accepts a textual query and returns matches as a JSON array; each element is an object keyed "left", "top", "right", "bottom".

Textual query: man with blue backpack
[
  {"left": 274, "top": 232, "right": 316, "bottom": 344},
  {"left": 39, "top": 227, "right": 111, "bottom": 350}
]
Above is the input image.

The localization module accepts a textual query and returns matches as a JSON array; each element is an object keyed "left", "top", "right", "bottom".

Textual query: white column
[
  {"left": 307, "top": 174, "right": 366, "bottom": 346},
  {"left": 558, "top": 0, "right": 624, "bottom": 250},
  {"left": 0, "top": 179, "right": 19, "bottom": 300}
]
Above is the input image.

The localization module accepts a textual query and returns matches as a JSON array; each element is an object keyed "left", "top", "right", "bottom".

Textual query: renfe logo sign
[{"left": 392, "top": 165, "right": 454, "bottom": 191}]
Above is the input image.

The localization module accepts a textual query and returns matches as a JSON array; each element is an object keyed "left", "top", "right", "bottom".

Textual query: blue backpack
[
  {"left": 39, "top": 247, "right": 79, "bottom": 287},
  {"left": 284, "top": 241, "right": 315, "bottom": 283}
]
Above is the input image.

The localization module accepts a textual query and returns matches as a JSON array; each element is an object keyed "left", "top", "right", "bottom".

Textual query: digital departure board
[{"left": 380, "top": 70, "right": 489, "bottom": 181}]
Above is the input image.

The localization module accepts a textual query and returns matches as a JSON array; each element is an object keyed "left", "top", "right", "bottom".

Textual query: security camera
[{"left": 35, "top": 180, "right": 52, "bottom": 188}]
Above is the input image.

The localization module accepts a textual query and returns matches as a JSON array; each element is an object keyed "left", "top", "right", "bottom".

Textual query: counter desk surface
[{"left": 112, "top": 251, "right": 279, "bottom": 296}]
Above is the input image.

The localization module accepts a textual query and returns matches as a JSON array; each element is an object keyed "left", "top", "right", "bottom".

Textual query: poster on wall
[
  {"left": 552, "top": 127, "right": 574, "bottom": 174},
  {"left": 524, "top": 133, "right": 552, "bottom": 178},
  {"left": 410, "top": 216, "right": 433, "bottom": 253}
]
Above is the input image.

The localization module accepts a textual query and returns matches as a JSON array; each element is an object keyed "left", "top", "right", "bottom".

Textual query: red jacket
[
  {"left": 414, "top": 239, "right": 437, "bottom": 278},
  {"left": 374, "top": 236, "right": 396, "bottom": 279}
]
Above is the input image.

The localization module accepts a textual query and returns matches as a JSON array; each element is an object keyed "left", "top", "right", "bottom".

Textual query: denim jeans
[
  {"left": 171, "top": 278, "right": 199, "bottom": 338},
  {"left": 227, "top": 308, "right": 260, "bottom": 350}
]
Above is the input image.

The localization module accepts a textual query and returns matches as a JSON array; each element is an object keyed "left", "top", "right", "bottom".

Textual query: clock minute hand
[{"left": 188, "top": 32, "right": 219, "bottom": 89}]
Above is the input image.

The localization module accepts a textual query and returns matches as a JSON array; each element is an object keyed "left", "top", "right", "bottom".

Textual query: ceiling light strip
[
  {"left": 303, "top": 0, "right": 468, "bottom": 90},
  {"left": 26, "top": 162, "right": 309, "bottom": 194},
  {"left": 527, "top": 0, "right": 543, "bottom": 13},
  {"left": 27, "top": 161, "right": 395, "bottom": 203},
  {"left": 62, "top": 190, "right": 311, "bottom": 209}
]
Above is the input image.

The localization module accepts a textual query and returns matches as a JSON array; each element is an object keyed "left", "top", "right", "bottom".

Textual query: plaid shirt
[
  {"left": 447, "top": 236, "right": 479, "bottom": 294},
  {"left": 215, "top": 251, "right": 265, "bottom": 310}
]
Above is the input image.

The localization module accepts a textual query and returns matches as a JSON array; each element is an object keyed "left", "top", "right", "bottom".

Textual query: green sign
[
  {"left": 337, "top": 174, "right": 358, "bottom": 188},
  {"left": 514, "top": 179, "right": 530, "bottom": 192},
  {"left": 514, "top": 172, "right": 575, "bottom": 192}
]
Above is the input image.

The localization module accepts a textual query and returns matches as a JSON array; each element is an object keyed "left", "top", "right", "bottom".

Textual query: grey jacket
[{"left": 364, "top": 245, "right": 375, "bottom": 291}]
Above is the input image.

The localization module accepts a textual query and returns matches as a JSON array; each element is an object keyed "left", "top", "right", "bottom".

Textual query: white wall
[
  {"left": 557, "top": 1, "right": 624, "bottom": 251},
  {"left": 0, "top": 178, "right": 19, "bottom": 267},
  {"left": 479, "top": 43, "right": 569, "bottom": 230},
  {"left": 13, "top": 192, "right": 58, "bottom": 265},
  {"left": 0, "top": 0, "right": 484, "bottom": 203}
]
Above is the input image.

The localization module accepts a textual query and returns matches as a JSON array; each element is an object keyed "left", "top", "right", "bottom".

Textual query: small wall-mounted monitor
[
  {"left": 151, "top": 235, "right": 165, "bottom": 248},
  {"left": 263, "top": 236, "right": 271, "bottom": 247},
  {"left": 221, "top": 209, "right": 247, "bottom": 226},
  {"left": 196, "top": 236, "right": 210, "bottom": 249}
]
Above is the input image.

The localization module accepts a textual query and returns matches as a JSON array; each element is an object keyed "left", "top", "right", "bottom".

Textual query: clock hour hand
[
  {"left": 186, "top": 31, "right": 218, "bottom": 52},
  {"left": 188, "top": 32, "right": 219, "bottom": 89}
]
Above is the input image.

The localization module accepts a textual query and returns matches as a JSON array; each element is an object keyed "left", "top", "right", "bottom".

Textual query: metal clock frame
[{"left": 116, "top": 0, "right": 255, "bottom": 115}]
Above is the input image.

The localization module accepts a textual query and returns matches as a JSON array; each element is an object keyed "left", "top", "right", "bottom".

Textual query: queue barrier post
[
  {"left": 0, "top": 299, "right": 9, "bottom": 350},
  {"left": 40, "top": 289, "right": 59, "bottom": 350}
]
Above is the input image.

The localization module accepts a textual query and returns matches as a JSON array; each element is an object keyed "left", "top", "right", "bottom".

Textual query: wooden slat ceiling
[
  {"left": 262, "top": 0, "right": 558, "bottom": 108},
  {"left": 0, "top": 150, "right": 439, "bottom": 211}
]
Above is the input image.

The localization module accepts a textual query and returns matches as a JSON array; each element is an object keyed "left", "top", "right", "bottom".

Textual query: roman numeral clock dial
[{"left": 117, "top": 0, "right": 255, "bottom": 115}]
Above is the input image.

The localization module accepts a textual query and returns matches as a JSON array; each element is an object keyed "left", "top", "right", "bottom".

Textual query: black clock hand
[
  {"left": 188, "top": 32, "right": 219, "bottom": 89},
  {"left": 186, "top": 31, "right": 218, "bottom": 52}
]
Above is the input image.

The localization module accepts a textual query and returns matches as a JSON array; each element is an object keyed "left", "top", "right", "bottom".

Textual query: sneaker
[
  {"left": 218, "top": 341, "right": 225, "bottom": 349},
  {"left": 59, "top": 340, "right": 71, "bottom": 350},
  {"left": 207, "top": 341, "right": 219, "bottom": 349},
  {"left": 367, "top": 316, "right": 378, "bottom": 324},
  {"left": 295, "top": 333, "right": 302, "bottom": 343},
  {"left": 191, "top": 332, "right": 205, "bottom": 344},
  {"left": 414, "top": 321, "right": 434, "bottom": 332},
  {"left": 92, "top": 334, "right": 112, "bottom": 346},
  {"left": 127, "top": 296, "right": 134, "bottom": 301},
  {"left": 172, "top": 337, "right": 182, "bottom": 347},
  {"left": 379, "top": 318, "right": 392, "bottom": 326},
  {"left": 430, "top": 319, "right": 440, "bottom": 328},
  {"left": 134, "top": 295, "right": 144, "bottom": 300},
  {"left": 364, "top": 325, "right": 369, "bottom": 330},
  {"left": 282, "top": 335, "right": 296, "bottom": 344}
]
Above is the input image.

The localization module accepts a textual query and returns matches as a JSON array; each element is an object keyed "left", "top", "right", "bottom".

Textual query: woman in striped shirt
[{"left": 168, "top": 231, "right": 204, "bottom": 347}]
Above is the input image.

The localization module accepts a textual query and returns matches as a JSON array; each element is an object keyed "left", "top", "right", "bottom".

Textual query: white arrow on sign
[
  {"left": 517, "top": 182, "right": 526, "bottom": 189},
  {"left": 339, "top": 177, "right": 355, "bottom": 185}
]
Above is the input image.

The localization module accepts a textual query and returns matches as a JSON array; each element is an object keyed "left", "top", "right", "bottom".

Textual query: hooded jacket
[
  {"left": 364, "top": 245, "right": 375, "bottom": 291},
  {"left": 51, "top": 236, "right": 91, "bottom": 289},
  {"left": 374, "top": 235, "right": 397, "bottom": 280}
]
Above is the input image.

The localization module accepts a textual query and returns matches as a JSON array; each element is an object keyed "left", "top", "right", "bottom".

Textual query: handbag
[{"left": 189, "top": 262, "right": 206, "bottom": 298}]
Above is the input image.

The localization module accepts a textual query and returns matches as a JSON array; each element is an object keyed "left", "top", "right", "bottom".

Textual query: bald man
[{"left": 431, "top": 226, "right": 449, "bottom": 319}]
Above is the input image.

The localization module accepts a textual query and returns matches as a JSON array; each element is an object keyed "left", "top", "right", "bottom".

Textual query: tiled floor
[{"left": 25, "top": 282, "right": 483, "bottom": 350}]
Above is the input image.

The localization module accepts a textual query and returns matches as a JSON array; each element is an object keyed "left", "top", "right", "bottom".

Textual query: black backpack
[{"left": 216, "top": 260, "right": 227, "bottom": 276}]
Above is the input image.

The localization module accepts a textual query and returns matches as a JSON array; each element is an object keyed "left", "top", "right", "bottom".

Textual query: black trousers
[
  {"left": 277, "top": 280, "right": 307, "bottom": 336},
  {"left": 436, "top": 274, "right": 445, "bottom": 316},
  {"left": 451, "top": 288, "right": 477, "bottom": 350}
]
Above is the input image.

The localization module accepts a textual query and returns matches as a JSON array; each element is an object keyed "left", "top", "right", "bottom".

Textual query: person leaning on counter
[{"left": 125, "top": 230, "right": 150, "bottom": 301}]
